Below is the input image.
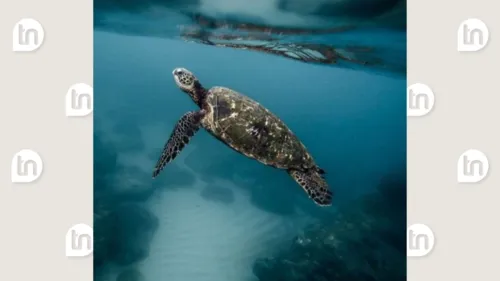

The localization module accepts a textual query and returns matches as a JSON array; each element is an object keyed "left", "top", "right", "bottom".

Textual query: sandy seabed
[
  {"left": 142, "top": 184, "right": 303, "bottom": 281},
  {"left": 98, "top": 121, "right": 312, "bottom": 281}
]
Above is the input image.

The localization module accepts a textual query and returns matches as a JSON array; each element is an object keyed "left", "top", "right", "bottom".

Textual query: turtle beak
[
  {"left": 173, "top": 68, "right": 186, "bottom": 77},
  {"left": 172, "top": 68, "right": 182, "bottom": 85}
]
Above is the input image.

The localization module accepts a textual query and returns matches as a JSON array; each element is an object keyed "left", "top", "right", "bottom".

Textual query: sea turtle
[{"left": 152, "top": 68, "right": 333, "bottom": 206}]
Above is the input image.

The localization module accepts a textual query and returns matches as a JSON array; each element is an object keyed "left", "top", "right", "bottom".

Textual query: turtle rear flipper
[
  {"left": 152, "top": 110, "right": 206, "bottom": 178},
  {"left": 288, "top": 169, "right": 333, "bottom": 206}
]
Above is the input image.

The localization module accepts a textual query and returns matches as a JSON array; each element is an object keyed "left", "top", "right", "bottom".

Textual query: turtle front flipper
[
  {"left": 152, "top": 110, "right": 206, "bottom": 178},
  {"left": 288, "top": 169, "right": 333, "bottom": 206}
]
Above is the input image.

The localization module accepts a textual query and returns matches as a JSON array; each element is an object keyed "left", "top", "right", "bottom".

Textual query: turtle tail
[{"left": 316, "top": 166, "right": 326, "bottom": 175}]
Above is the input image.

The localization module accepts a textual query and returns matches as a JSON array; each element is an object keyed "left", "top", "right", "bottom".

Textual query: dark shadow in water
[
  {"left": 95, "top": 202, "right": 159, "bottom": 268},
  {"left": 200, "top": 185, "right": 235, "bottom": 205},
  {"left": 94, "top": 131, "right": 156, "bottom": 202},
  {"left": 116, "top": 268, "right": 145, "bottom": 281},
  {"left": 247, "top": 179, "right": 298, "bottom": 217},
  {"left": 184, "top": 142, "right": 307, "bottom": 217},
  {"left": 94, "top": 132, "right": 161, "bottom": 280},
  {"left": 252, "top": 168, "right": 407, "bottom": 281}
]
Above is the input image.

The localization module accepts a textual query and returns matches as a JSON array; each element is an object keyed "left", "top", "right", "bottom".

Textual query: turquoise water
[{"left": 94, "top": 2, "right": 407, "bottom": 281}]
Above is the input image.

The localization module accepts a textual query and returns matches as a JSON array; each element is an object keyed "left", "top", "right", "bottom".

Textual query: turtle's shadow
[
  {"left": 180, "top": 138, "right": 316, "bottom": 217},
  {"left": 231, "top": 162, "right": 301, "bottom": 216}
]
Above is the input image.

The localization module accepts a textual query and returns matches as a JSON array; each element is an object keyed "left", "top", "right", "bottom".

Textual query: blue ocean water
[{"left": 94, "top": 1, "right": 407, "bottom": 281}]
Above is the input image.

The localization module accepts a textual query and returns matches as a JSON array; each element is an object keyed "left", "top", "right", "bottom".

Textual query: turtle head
[
  {"left": 173, "top": 68, "right": 197, "bottom": 91},
  {"left": 172, "top": 68, "right": 207, "bottom": 105}
]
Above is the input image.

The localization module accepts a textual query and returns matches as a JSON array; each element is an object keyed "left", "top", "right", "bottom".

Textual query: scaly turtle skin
[{"left": 152, "top": 68, "right": 333, "bottom": 206}]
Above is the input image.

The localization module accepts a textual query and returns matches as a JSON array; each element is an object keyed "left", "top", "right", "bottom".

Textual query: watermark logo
[
  {"left": 407, "top": 223, "right": 435, "bottom": 257},
  {"left": 457, "top": 149, "right": 489, "bottom": 183},
  {"left": 11, "top": 149, "right": 43, "bottom": 183},
  {"left": 66, "top": 223, "right": 93, "bottom": 257},
  {"left": 457, "top": 18, "right": 489, "bottom": 52},
  {"left": 407, "top": 83, "right": 435, "bottom": 117},
  {"left": 65, "top": 83, "right": 93, "bottom": 117},
  {"left": 12, "top": 18, "right": 45, "bottom": 52}
]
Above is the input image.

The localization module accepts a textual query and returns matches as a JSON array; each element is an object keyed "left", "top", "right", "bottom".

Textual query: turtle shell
[{"left": 201, "top": 86, "right": 313, "bottom": 170}]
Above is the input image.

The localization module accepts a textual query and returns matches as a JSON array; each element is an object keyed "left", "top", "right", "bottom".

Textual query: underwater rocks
[
  {"left": 94, "top": 135, "right": 157, "bottom": 203},
  {"left": 94, "top": 131, "right": 161, "bottom": 275},
  {"left": 116, "top": 268, "right": 145, "bottom": 281},
  {"left": 252, "top": 171, "right": 406, "bottom": 281},
  {"left": 111, "top": 203, "right": 159, "bottom": 266},
  {"left": 94, "top": 130, "right": 151, "bottom": 197},
  {"left": 94, "top": 202, "right": 159, "bottom": 267}
]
